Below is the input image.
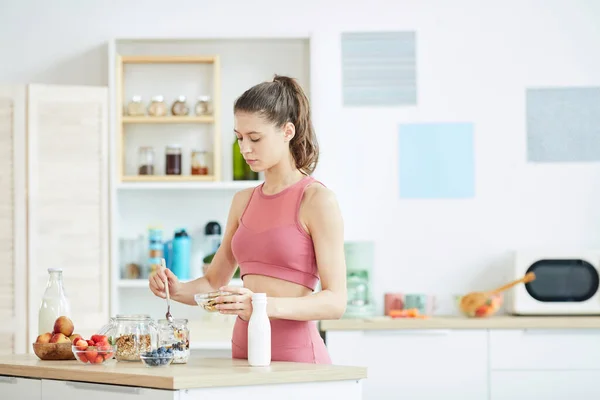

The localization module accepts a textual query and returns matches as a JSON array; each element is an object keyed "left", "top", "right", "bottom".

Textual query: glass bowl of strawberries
[{"left": 72, "top": 334, "right": 116, "bottom": 365}]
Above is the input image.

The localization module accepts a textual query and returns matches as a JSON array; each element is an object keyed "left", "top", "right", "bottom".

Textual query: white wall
[{"left": 3, "top": 0, "right": 600, "bottom": 315}]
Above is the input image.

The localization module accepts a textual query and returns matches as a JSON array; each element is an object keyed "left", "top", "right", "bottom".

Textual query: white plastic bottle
[
  {"left": 247, "top": 293, "right": 271, "bottom": 366},
  {"left": 38, "top": 268, "right": 71, "bottom": 334}
]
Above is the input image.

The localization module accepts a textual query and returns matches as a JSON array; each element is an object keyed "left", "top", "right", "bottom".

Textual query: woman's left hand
[{"left": 215, "top": 286, "right": 254, "bottom": 321}]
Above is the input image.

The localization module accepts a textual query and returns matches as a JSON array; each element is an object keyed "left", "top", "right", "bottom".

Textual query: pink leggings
[{"left": 231, "top": 317, "right": 332, "bottom": 364}]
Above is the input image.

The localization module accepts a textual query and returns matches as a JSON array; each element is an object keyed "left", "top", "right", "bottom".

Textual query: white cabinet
[
  {"left": 0, "top": 375, "right": 41, "bottom": 400},
  {"left": 0, "top": 84, "right": 110, "bottom": 351},
  {"left": 489, "top": 329, "right": 600, "bottom": 400},
  {"left": 326, "top": 329, "right": 488, "bottom": 400},
  {"left": 41, "top": 379, "right": 175, "bottom": 400},
  {"left": 491, "top": 371, "right": 600, "bottom": 400},
  {"left": 490, "top": 329, "right": 600, "bottom": 370}
]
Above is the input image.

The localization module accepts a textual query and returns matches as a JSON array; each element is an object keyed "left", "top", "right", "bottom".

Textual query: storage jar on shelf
[
  {"left": 165, "top": 145, "right": 182, "bottom": 175},
  {"left": 191, "top": 150, "right": 209, "bottom": 175},
  {"left": 148, "top": 95, "right": 167, "bottom": 117},
  {"left": 126, "top": 95, "right": 146, "bottom": 116},
  {"left": 195, "top": 95, "right": 213, "bottom": 116},
  {"left": 138, "top": 146, "right": 155, "bottom": 175},
  {"left": 171, "top": 96, "right": 189, "bottom": 116}
]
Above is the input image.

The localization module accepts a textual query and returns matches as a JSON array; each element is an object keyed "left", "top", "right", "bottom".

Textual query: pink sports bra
[{"left": 231, "top": 175, "right": 322, "bottom": 290}]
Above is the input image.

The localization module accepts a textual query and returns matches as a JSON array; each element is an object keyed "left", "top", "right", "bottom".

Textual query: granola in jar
[
  {"left": 96, "top": 315, "right": 158, "bottom": 362},
  {"left": 115, "top": 333, "right": 152, "bottom": 361}
]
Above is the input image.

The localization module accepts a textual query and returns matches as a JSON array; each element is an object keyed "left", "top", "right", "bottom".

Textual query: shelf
[
  {"left": 122, "top": 115, "right": 214, "bottom": 124},
  {"left": 118, "top": 278, "right": 243, "bottom": 288},
  {"left": 117, "top": 180, "right": 260, "bottom": 190},
  {"left": 121, "top": 55, "right": 217, "bottom": 64},
  {"left": 121, "top": 175, "right": 216, "bottom": 182}
]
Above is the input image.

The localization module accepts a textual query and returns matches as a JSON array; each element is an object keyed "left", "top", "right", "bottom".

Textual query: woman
[{"left": 149, "top": 75, "right": 347, "bottom": 364}]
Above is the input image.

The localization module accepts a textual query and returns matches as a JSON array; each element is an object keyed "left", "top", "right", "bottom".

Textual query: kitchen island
[{"left": 0, "top": 354, "right": 367, "bottom": 400}]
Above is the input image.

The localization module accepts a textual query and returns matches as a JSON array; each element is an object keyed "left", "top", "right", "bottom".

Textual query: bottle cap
[
  {"left": 48, "top": 268, "right": 63, "bottom": 273},
  {"left": 204, "top": 221, "right": 222, "bottom": 235},
  {"left": 252, "top": 293, "right": 267, "bottom": 301}
]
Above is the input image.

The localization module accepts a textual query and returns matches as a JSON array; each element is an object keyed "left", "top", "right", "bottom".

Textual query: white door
[
  {"left": 0, "top": 85, "right": 27, "bottom": 354},
  {"left": 27, "top": 84, "right": 110, "bottom": 345}
]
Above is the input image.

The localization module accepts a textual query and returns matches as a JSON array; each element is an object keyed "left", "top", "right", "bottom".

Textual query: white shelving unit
[
  {"left": 107, "top": 37, "right": 311, "bottom": 350},
  {"left": 116, "top": 180, "right": 259, "bottom": 191}
]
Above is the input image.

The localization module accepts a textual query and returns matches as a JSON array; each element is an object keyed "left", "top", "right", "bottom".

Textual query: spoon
[
  {"left": 459, "top": 272, "right": 536, "bottom": 315},
  {"left": 161, "top": 258, "right": 173, "bottom": 324}
]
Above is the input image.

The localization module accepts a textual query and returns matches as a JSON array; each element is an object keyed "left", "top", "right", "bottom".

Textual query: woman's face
[{"left": 234, "top": 111, "right": 294, "bottom": 172}]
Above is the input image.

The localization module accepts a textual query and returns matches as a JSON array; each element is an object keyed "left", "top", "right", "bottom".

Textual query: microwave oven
[{"left": 506, "top": 250, "right": 600, "bottom": 315}]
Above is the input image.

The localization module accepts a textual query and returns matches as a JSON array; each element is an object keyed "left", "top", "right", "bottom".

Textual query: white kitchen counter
[{"left": 0, "top": 354, "right": 366, "bottom": 400}]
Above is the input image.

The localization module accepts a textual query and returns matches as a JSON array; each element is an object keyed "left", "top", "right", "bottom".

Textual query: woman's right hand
[{"left": 149, "top": 268, "right": 182, "bottom": 299}]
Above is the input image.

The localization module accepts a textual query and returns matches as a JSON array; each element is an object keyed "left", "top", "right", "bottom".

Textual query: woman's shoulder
[
  {"left": 303, "top": 179, "right": 339, "bottom": 212},
  {"left": 230, "top": 187, "right": 255, "bottom": 217}
]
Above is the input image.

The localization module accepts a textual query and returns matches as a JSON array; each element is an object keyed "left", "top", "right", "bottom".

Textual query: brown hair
[{"left": 233, "top": 74, "right": 319, "bottom": 175}]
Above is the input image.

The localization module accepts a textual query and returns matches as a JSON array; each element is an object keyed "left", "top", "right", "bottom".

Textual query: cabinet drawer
[
  {"left": 491, "top": 371, "right": 600, "bottom": 400},
  {"left": 490, "top": 329, "right": 600, "bottom": 370},
  {"left": 41, "top": 379, "right": 174, "bottom": 400},
  {"left": 327, "top": 330, "right": 488, "bottom": 400},
  {"left": 0, "top": 376, "right": 41, "bottom": 400}
]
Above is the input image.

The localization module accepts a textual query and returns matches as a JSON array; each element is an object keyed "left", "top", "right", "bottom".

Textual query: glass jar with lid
[
  {"left": 195, "top": 95, "right": 213, "bottom": 116},
  {"left": 148, "top": 95, "right": 167, "bottom": 117},
  {"left": 191, "top": 150, "right": 209, "bottom": 175},
  {"left": 97, "top": 315, "right": 158, "bottom": 362},
  {"left": 171, "top": 96, "right": 189, "bottom": 116},
  {"left": 126, "top": 95, "right": 146, "bottom": 116},
  {"left": 158, "top": 319, "right": 190, "bottom": 364},
  {"left": 166, "top": 145, "right": 182, "bottom": 175},
  {"left": 138, "top": 146, "right": 155, "bottom": 175}
]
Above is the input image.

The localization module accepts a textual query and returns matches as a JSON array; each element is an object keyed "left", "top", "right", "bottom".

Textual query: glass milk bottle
[
  {"left": 38, "top": 268, "right": 71, "bottom": 334},
  {"left": 248, "top": 293, "right": 271, "bottom": 366}
]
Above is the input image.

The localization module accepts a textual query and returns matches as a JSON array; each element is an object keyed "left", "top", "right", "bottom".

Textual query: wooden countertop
[
  {"left": 320, "top": 315, "right": 600, "bottom": 331},
  {"left": 0, "top": 354, "right": 366, "bottom": 390}
]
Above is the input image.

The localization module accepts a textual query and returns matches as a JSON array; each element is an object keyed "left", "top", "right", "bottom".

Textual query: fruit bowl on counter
[
  {"left": 456, "top": 293, "right": 503, "bottom": 318},
  {"left": 32, "top": 343, "right": 75, "bottom": 361},
  {"left": 72, "top": 345, "right": 116, "bottom": 365},
  {"left": 33, "top": 316, "right": 81, "bottom": 360},
  {"left": 72, "top": 334, "right": 116, "bottom": 365}
]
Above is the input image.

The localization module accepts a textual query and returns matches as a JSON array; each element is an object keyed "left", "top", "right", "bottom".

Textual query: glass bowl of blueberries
[{"left": 140, "top": 346, "right": 174, "bottom": 367}]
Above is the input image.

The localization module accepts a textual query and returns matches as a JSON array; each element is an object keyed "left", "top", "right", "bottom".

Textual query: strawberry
[
  {"left": 93, "top": 354, "right": 104, "bottom": 364},
  {"left": 96, "top": 343, "right": 111, "bottom": 350},
  {"left": 86, "top": 339, "right": 95, "bottom": 347},
  {"left": 91, "top": 335, "right": 107, "bottom": 344},
  {"left": 78, "top": 353, "right": 88, "bottom": 363}
]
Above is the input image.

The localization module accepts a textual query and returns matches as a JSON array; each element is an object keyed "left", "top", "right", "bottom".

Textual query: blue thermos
[{"left": 163, "top": 229, "right": 191, "bottom": 280}]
